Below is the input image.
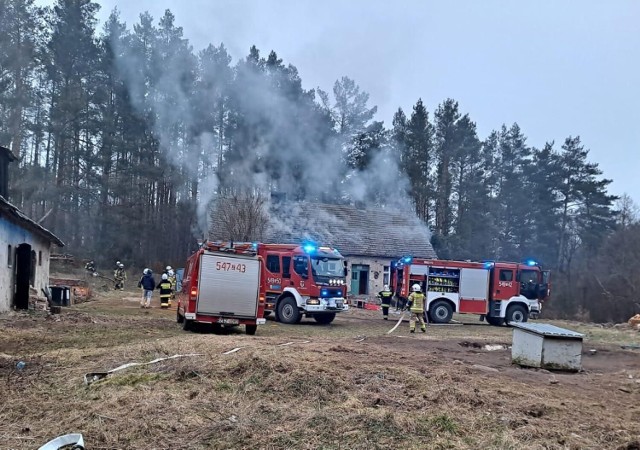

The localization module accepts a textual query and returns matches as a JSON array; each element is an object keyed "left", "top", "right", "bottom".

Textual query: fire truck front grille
[{"left": 320, "top": 288, "right": 343, "bottom": 298}]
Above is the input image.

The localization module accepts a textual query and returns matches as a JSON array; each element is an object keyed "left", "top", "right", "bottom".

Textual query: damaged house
[
  {"left": 210, "top": 199, "right": 436, "bottom": 298},
  {"left": 0, "top": 146, "right": 64, "bottom": 312}
]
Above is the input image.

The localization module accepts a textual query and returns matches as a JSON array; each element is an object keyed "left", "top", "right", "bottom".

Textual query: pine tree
[
  {"left": 0, "top": 0, "right": 49, "bottom": 216},
  {"left": 556, "top": 136, "right": 617, "bottom": 272},
  {"left": 447, "top": 115, "right": 491, "bottom": 259},
  {"left": 45, "top": 0, "right": 101, "bottom": 248},
  {"left": 523, "top": 143, "right": 562, "bottom": 266},
  {"left": 433, "top": 99, "right": 461, "bottom": 237},
  {"left": 403, "top": 99, "right": 433, "bottom": 223},
  {"left": 491, "top": 123, "right": 533, "bottom": 259}
]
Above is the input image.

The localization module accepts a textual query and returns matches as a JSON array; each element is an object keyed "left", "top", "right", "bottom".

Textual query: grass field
[{"left": 1, "top": 289, "right": 639, "bottom": 449}]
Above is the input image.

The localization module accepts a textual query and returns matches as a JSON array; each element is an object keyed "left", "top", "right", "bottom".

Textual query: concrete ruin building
[{"left": 0, "top": 145, "right": 64, "bottom": 312}]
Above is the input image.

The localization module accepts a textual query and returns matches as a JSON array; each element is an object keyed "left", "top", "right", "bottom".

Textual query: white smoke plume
[{"left": 112, "top": 11, "right": 424, "bottom": 246}]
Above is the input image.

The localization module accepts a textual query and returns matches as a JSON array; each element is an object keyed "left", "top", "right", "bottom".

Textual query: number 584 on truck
[{"left": 391, "top": 257, "right": 551, "bottom": 326}]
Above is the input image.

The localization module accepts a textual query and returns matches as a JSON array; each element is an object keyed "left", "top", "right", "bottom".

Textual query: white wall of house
[
  {"left": 0, "top": 216, "right": 52, "bottom": 312},
  {"left": 345, "top": 257, "right": 392, "bottom": 299}
]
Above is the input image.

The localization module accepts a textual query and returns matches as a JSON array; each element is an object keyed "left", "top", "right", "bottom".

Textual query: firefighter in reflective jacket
[
  {"left": 157, "top": 274, "right": 173, "bottom": 309},
  {"left": 166, "top": 267, "right": 177, "bottom": 306},
  {"left": 406, "top": 283, "right": 427, "bottom": 333},
  {"left": 114, "top": 263, "right": 126, "bottom": 291},
  {"left": 378, "top": 285, "right": 393, "bottom": 320}
]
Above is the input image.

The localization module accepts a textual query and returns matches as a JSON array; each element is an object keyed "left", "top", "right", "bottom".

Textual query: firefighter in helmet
[
  {"left": 114, "top": 263, "right": 127, "bottom": 291},
  {"left": 85, "top": 260, "right": 96, "bottom": 275},
  {"left": 157, "top": 273, "right": 173, "bottom": 309},
  {"left": 406, "top": 283, "right": 427, "bottom": 333},
  {"left": 164, "top": 266, "right": 176, "bottom": 307},
  {"left": 377, "top": 284, "right": 394, "bottom": 320},
  {"left": 168, "top": 269, "right": 177, "bottom": 306}
]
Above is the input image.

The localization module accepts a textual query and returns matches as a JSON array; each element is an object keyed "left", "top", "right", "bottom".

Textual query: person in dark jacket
[
  {"left": 156, "top": 273, "right": 173, "bottom": 309},
  {"left": 139, "top": 268, "right": 156, "bottom": 308},
  {"left": 377, "top": 285, "right": 394, "bottom": 320}
]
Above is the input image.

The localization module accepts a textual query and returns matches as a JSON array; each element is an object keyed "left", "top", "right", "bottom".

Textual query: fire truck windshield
[
  {"left": 519, "top": 268, "right": 540, "bottom": 300},
  {"left": 311, "top": 257, "right": 344, "bottom": 277},
  {"left": 519, "top": 269, "right": 539, "bottom": 284}
]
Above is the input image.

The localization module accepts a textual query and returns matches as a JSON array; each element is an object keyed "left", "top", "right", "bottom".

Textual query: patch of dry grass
[{"left": 1, "top": 295, "right": 639, "bottom": 449}]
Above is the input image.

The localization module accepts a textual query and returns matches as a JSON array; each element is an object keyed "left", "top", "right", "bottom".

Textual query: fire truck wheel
[
  {"left": 176, "top": 309, "right": 184, "bottom": 324},
  {"left": 245, "top": 325, "right": 258, "bottom": 335},
  {"left": 429, "top": 300, "right": 453, "bottom": 324},
  {"left": 486, "top": 315, "right": 504, "bottom": 326},
  {"left": 506, "top": 304, "right": 528, "bottom": 324},
  {"left": 313, "top": 313, "right": 336, "bottom": 325},
  {"left": 278, "top": 298, "right": 301, "bottom": 324}
]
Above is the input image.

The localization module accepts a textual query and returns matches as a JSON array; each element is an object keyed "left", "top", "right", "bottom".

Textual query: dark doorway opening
[
  {"left": 350, "top": 264, "right": 370, "bottom": 295},
  {"left": 14, "top": 243, "right": 32, "bottom": 310}
]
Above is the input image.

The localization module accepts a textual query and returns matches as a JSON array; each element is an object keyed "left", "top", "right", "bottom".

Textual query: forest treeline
[{"left": 1, "top": 0, "right": 638, "bottom": 322}]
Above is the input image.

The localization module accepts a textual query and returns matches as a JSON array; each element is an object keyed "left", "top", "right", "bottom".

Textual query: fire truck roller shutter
[{"left": 197, "top": 253, "right": 261, "bottom": 318}]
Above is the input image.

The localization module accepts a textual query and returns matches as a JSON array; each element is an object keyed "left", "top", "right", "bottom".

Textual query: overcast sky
[{"left": 69, "top": 0, "right": 640, "bottom": 201}]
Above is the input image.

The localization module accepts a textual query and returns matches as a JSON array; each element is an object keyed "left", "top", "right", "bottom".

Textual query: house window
[
  {"left": 38, "top": 251, "right": 42, "bottom": 266},
  {"left": 383, "top": 265, "right": 390, "bottom": 286},
  {"left": 266, "top": 254, "right": 280, "bottom": 273},
  {"left": 7, "top": 245, "right": 12, "bottom": 267}
]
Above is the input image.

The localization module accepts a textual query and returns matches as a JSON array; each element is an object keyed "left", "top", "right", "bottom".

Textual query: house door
[
  {"left": 14, "top": 243, "right": 32, "bottom": 310},
  {"left": 350, "top": 265, "right": 370, "bottom": 295}
]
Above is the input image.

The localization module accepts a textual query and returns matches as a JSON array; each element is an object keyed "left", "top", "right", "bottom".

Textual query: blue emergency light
[
  {"left": 302, "top": 243, "right": 317, "bottom": 253},
  {"left": 526, "top": 259, "right": 538, "bottom": 266},
  {"left": 402, "top": 256, "right": 413, "bottom": 264}
]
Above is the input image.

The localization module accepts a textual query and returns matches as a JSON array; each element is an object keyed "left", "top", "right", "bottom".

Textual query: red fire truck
[
  {"left": 390, "top": 257, "right": 550, "bottom": 326},
  {"left": 177, "top": 242, "right": 267, "bottom": 334},
  {"left": 178, "top": 241, "right": 348, "bottom": 327},
  {"left": 251, "top": 242, "right": 348, "bottom": 324}
]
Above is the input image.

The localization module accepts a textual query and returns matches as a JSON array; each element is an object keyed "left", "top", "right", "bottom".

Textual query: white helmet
[
  {"left": 166, "top": 266, "right": 172, "bottom": 271},
  {"left": 118, "top": 263, "right": 124, "bottom": 268},
  {"left": 162, "top": 273, "right": 168, "bottom": 280},
  {"left": 384, "top": 285, "right": 389, "bottom": 291},
  {"left": 116, "top": 261, "right": 121, "bottom": 265},
  {"left": 412, "top": 283, "right": 421, "bottom": 292},
  {"left": 143, "top": 268, "right": 150, "bottom": 275},
  {"left": 168, "top": 269, "right": 175, "bottom": 276}
]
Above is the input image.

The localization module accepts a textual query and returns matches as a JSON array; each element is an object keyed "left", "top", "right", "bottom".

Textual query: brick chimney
[
  {"left": 270, "top": 191, "right": 287, "bottom": 204},
  {"left": 0, "top": 145, "right": 16, "bottom": 199}
]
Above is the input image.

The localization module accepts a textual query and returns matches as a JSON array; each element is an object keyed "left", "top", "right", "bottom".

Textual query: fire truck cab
[
  {"left": 258, "top": 242, "right": 348, "bottom": 325},
  {"left": 391, "top": 257, "right": 550, "bottom": 326}
]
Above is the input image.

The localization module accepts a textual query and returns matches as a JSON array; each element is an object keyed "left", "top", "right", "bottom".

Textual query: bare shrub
[{"left": 210, "top": 189, "right": 269, "bottom": 242}]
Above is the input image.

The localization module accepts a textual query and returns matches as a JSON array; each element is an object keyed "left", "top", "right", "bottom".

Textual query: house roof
[
  {"left": 210, "top": 201, "right": 436, "bottom": 259},
  {"left": 0, "top": 145, "right": 17, "bottom": 161},
  {"left": 0, "top": 195, "right": 64, "bottom": 247}
]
